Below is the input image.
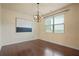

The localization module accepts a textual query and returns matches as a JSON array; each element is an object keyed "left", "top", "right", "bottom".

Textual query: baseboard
[
  {"left": 40, "top": 39, "right": 79, "bottom": 51},
  {"left": 1, "top": 39, "right": 79, "bottom": 51},
  {"left": 1, "top": 39, "right": 37, "bottom": 47}
]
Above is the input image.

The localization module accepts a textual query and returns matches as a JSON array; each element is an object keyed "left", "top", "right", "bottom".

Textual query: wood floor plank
[{"left": 0, "top": 39, "right": 79, "bottom": 56}]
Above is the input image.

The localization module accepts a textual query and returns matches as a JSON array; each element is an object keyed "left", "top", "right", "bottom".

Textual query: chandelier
[{"left": 34, "top": 3, "right": 42, "bottom": 22}]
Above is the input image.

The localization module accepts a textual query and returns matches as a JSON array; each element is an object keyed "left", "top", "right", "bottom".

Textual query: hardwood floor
[{"left": 0, "top": 39, "right": 79, "bottom": 56}]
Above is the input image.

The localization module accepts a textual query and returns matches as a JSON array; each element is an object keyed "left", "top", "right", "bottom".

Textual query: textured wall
[
  {"left": 39, "top": 4, "right": 79, "bottom": 50},
  {"left": 1, "top": 5, "right": 39, "bottom": 46}
]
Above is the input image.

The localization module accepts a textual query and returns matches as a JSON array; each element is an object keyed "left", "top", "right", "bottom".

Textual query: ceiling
[{"left": 2, "top": 3, "right": 70, "bottom": 16}]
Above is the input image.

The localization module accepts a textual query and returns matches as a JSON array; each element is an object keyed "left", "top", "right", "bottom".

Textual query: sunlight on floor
[{"left": 44, "top": 48, "right": 64, "bottom": 56}]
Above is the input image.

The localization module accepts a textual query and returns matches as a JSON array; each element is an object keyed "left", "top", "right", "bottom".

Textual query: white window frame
[{"left": 44, "top": 14, "right": 64, "bottom": 33}]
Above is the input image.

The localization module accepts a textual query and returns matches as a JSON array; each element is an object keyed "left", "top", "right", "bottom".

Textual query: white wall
[
  {"left": 0, "top": 4, "right": 2, "bottom": 50},
  {"left": 1, "top": 5, "right": 39, "bottom": 46},
  {"left": 1, "top": 4, "right": 79, "bottom": 51},
  {"left": 39, "top": 4, "right": 79, "bottom": 50}
]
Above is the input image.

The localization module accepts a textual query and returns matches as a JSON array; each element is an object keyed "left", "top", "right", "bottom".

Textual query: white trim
[
  {"left": 2, "top": 39, "right": 37, "bottom": 46},
  {"left": 41, "top": 39, "right": 79, "bottom": 50},
  {"left": 1, "top": 39, "right": 79, "bottom": 51}
]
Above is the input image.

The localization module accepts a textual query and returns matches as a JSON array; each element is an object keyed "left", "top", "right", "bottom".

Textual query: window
[
  {"left": 54, "top": 14, "right": 64, "bottom": 33},
  {"left": 44, "top": 14, "right": 64, "bottom": 33},
  {"left": 44, "top": 16, "right": 53, "bottom": 32}
]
